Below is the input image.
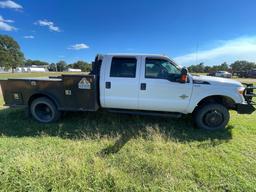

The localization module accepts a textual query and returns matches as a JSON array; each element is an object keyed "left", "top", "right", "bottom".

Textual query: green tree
[
  {"left": 204, "top": 66, "right": 212, "bottom": 73},
  {"left": 0, "top": 35, "right": 24, "bottom": 72},
  {"left": 230, "top": 60, "right": 255, "bottom": 72},
  {"left": 48, "top": 63, "right": 57, "bottom": 71},
  {"left": 219, "top": 62, "right": 229, "bottom": 71},
  {"left": 188, "top": 62, "right": 231, "bottom": 73},
  {"left": 188, "top": 63, "right": 205, "bottom": 73},
  {"left": 56, "top": 60, "right": 67, "bottom": 72},
  {"left": 25, "top": 59, "right": 49, "bottom": 66},
  {"left": 72, "top": 60, "right": 91, "bottom": 72}
]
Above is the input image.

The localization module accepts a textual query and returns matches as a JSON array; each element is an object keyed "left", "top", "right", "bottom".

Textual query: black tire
[
  {"left": 194, "top": 103, "right": 230, "bottom": 131},
  {"left": 30, "top": 97, "right": 61, "bottom": 123}
]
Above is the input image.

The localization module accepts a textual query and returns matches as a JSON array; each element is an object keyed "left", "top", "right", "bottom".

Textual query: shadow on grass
[{"left": 0, "top": 108, "right": 233, "bottom": 154}]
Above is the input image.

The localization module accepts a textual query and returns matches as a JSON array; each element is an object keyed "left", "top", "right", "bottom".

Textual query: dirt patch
[{"left": 234, "top": 78, "right": 256, "bottom": 84}]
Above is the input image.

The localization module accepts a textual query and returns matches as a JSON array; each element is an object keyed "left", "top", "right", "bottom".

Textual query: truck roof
[
  {"left": 98, "top": 53, "right": 177, "bottom": 64},
  {"left": 92, "top": 54, "right": 180, "bottom": 72},
  {"left": 102, "top": 53, "right": 169, "bottom": 57}
]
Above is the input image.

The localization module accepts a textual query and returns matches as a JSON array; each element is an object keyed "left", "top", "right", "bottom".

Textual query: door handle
[
  {"left": 105, "top": 81, "right": 111, "bottom": 89},
  {"left": 141, "top": 83, "right": 146, "bottom": 90}
]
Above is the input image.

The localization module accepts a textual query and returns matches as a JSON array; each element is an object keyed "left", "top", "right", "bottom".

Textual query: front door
[
  {"left": 104, "top": 56, "right": 140, "bottom": 109},
  {"left": 138, "top": 56, "right": 193, "bottom": 113}
]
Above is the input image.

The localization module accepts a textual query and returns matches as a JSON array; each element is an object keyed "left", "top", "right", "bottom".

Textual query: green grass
[
  {"left": 0, "top": 96, "right": 3, "bottom": 108},
  {"left": 0, "top": 74, "right": 256, "bottom": 191}
]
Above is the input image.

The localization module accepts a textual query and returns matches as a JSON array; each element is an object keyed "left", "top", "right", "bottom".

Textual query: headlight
[{"left": 237, "top": 87, "right": 245, "bottom": 95}]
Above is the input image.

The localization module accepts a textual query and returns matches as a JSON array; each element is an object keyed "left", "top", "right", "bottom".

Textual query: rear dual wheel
[{"left": 30, "top": 97, "right": 61, "bottom": 123}]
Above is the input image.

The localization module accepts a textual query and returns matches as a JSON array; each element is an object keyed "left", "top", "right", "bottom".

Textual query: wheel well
[
  {"left": 28, "top": 94, "right": 58, "bottom": 108},
  {"left": 196, "top": 95, "right": 236, "bottom": 110}
]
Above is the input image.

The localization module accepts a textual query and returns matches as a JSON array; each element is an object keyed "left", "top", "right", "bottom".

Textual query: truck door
[
  {"left": 103, "top": 56, "right": 140, "bottom": 109},
  {"left": 138, "top": 56, "right": 193, "bottom": 113}
]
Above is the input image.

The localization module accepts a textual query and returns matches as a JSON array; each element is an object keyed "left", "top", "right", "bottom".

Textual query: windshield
[{"left": 162, "top": 61, "right": 181, "bottom": 73}]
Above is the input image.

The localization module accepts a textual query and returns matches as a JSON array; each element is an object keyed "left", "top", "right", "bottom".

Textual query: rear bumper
[{"left": 236, "top": 103, "right": 255, "bottom": 114}]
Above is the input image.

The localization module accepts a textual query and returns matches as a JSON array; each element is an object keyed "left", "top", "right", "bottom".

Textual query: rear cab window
[{"left": 110, "top": 57, "right": 137, "bottom": 78}]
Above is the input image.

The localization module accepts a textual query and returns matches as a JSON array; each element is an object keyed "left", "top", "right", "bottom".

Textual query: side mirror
[{"left": 180, "top": 67, "right": 188, "bottom": 83}]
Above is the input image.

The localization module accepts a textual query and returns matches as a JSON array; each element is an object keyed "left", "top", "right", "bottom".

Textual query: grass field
[{"left": 0, "top": 73, "right": 255, "bottom": 191}]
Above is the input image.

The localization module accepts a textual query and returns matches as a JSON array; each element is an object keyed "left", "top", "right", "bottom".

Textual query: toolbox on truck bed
[{"left": 0, "top": 74, "right": 99, "bottom": 111}]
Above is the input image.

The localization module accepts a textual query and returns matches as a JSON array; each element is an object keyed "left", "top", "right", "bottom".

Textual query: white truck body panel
[
  {"left": 103, "top": 55, "right": 141, "bottom": 109},
  {"left": 138, "top": 55, "right": 193, "bottom": 113},
  {"left": 99, "top": 53, "right": 245, "bottom": 114}
]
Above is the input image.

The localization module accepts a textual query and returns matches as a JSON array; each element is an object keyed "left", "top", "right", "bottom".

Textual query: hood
[{"left": 191, "top": 75, "right": 242, "bottom": 87}]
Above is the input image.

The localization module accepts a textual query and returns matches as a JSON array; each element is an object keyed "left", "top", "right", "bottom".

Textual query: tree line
[
  {"left": 188, "top": 61, "right": 256, "bottom": 74},
  {"left": 25, "top": 59, "right": 91, "bottom": 72},
  {"left": 0, "top": 35, "right": 91, "bottom": 72},
  {"left": 47, "top": 60, "right": 91, "bottom": 72}
]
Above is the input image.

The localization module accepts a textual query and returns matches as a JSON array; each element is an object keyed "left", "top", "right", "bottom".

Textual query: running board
[{"left": 107, "top": 109, "right": 183, "bottom": 118}]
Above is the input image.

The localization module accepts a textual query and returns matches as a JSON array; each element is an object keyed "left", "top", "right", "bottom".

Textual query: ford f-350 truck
[{"left": 0, "top": 54, "right": 255, "bottom": 130}]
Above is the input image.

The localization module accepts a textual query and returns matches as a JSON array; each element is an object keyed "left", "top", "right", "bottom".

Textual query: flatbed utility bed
[{"left": 0, "top": 74, "right": 99, "bottom": 111}]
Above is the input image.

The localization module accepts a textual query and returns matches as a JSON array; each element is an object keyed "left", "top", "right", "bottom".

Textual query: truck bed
[{"left": 0, "top": 74, "right": 99, "bottom": 111}]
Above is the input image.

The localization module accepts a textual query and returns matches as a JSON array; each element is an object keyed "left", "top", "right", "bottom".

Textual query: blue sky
[{"left": 1, "top": 0, "right": 256, "bottom": 66}]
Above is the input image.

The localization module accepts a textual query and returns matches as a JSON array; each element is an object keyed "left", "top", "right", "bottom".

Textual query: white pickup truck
[{"left": 0, "top": 54, "right": 255, "bottom": 130}]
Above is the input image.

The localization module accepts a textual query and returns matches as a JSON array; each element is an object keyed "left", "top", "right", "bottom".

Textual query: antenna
[{"left": 195, "top": 42, "right": 199, "bottom": 65}]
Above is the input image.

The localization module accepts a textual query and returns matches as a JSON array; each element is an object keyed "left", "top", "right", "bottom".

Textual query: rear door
[{"left": 103, "top": 56, "right": 140, "bottom": 109}]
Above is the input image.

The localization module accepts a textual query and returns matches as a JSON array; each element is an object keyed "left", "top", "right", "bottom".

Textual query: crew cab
[{"left": 0, "top": 54, "right": 255, "bottom": 130}]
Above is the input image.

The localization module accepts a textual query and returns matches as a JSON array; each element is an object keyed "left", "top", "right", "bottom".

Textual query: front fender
[{"left": 186, "top": 85, "right": 244, "bottom": 113}]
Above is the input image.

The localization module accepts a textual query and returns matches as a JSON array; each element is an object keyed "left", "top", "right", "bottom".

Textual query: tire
[
  {"left": 30, "top": 97, "right": 61, "bottom": 123},
  {"left": 194, "top": 103, "right": 230, "bottom": 131}
]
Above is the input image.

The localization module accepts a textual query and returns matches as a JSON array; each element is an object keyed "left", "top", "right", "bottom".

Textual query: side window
[
  {"left": 110, "top": 57, "right": 137, "bottom": 78},
  {"left": 145, "top": 58, "right": 181, "bottom": 80}
]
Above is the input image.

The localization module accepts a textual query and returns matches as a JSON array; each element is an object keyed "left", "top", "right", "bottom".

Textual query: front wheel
[
  {"left": 30, "top": 97, "right": 61, "bottom": 123},
  {"left": 194, "top": 104, "right": 230, "bottom": 131}
]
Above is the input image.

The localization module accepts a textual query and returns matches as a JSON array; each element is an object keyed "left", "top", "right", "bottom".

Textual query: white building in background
[
  {"left": 1, "top": 66, "right": 48, "bottom": 73},
  {"left": 67, "top": 68, "right": 82, "bottom": 72},
  {"left": 0, "top": 67, "right": 11, "bottom": 73},
  {"left": 28, "top": 67, "right": 47, "bottom": 72},
  {"left": 15, "top": 67, "right": 29, "bottom": 73},
  {"left": 14, "top": 66, "right": 48, "bottom": 73}
]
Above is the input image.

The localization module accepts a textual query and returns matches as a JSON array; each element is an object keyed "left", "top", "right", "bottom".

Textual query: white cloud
[
  {"left": 68, "top": 43, "right": 89, "bottom": 50},
  {"left": 0, "top": 15, "right": 16, "bottom": 31},
  {"left": 35, "top": 19, "right": 61, "bottom": 32},
  {"left": 24, "top": 35, "right": 34, "bottom": 39},
  {"left": 174, "top": 36, "right": 256, "bottom": 66},
  {"left": 0, "top": 15, "right": 13, "bottom": 23},
  {"left": 0, "top": 0, "right": 22, "bottom": 9}
]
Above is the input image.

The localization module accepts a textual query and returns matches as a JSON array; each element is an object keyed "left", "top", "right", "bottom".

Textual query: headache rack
[{"left": 243, "top": 83, "right": 256, "bottom": 105}]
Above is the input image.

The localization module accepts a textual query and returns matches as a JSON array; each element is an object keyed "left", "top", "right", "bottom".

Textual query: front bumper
[
  {"left": 236, "top": 103, "right": 255, "bottom": 114},
  {"left": 236, "top": 83, "right": 256, "bottom": 114}
]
